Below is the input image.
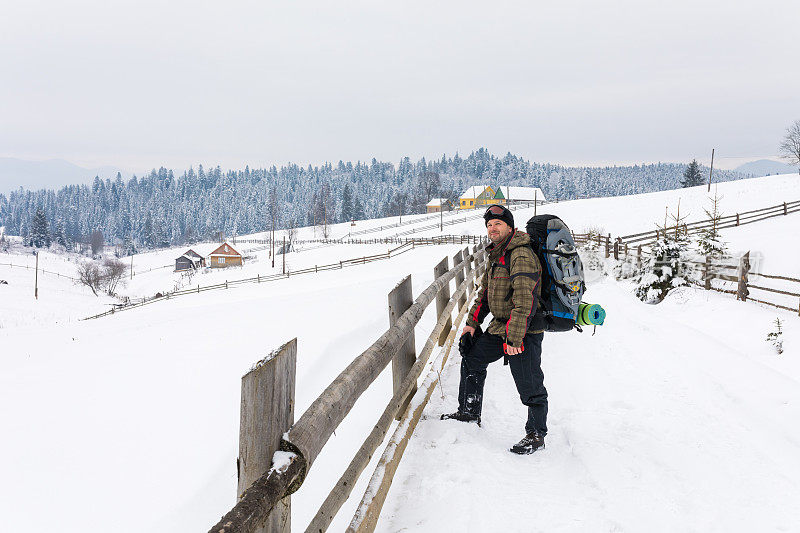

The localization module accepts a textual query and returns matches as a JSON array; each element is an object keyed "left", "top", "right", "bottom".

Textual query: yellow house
[{"left": 458, "top": 185, "right": 495, "bottom": 209}]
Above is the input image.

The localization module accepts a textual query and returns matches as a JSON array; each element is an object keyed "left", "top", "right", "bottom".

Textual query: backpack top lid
[{"left": 526, "top": 214, "right": 571, "bottom": 250}]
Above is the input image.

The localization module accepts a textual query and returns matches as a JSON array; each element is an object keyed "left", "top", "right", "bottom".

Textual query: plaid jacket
[{"left": 466, "top": 229, "right": 543, "bottom": 346}]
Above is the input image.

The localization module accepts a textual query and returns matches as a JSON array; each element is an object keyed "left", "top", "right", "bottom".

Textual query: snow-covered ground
[
  {"left": 378, "top": 273, "right": 800, "bottom": 532},
  {"left": 1, "top": 173, "right": 799, "bottom": 532}
]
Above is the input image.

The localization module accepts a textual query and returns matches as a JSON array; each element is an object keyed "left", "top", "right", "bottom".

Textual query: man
[{"left": 441, "top": 204, "right": 548, "bottom": 455}]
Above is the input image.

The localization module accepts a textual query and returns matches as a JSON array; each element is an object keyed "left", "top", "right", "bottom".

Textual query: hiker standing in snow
[{"left": 442, "top": 204, "right": 548, "bottom": 454}]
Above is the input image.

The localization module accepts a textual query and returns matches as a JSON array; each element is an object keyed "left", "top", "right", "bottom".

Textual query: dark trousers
[{"left": 458, "top": 332, "right": 548, "bottom": 435}]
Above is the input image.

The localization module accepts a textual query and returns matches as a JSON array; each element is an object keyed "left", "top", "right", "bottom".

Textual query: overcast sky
[{"left": 1, "top": 0, "right": 798, "bottom": 174}]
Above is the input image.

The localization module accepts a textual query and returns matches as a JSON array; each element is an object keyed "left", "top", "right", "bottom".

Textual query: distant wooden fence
[
  {"left": 228, "top": 200, "right": 545, "bottom": 246},
  {"left": 83, "top": 237, "right": 484, "bottom": 321},
  {"left": 294, "top": 235, "right": 483, "bottom": 246},
  {"left": 616, "top": 199, "right": 800, "bottom": 246},
  {"left": 0, "top": 261, "right": 79, "bottom": 282},
  {"left": 208, "top": 245, "right": 488, "bottom": 533}
]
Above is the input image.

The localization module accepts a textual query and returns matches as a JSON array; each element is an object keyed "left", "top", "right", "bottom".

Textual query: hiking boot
[
  {"left": 510, "top": 431, "right": 545, "bottom": 455},
  {"left": 440, "top": 411, "right": 481, "bottom": 426}
]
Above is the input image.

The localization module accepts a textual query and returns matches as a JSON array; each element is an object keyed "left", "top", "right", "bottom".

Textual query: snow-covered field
[{"left": 1, "top": 173, "right": 799, "bottom": 532}]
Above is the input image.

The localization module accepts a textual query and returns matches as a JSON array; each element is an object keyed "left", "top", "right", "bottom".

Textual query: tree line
[{"left": 0, "top": 148, "right": 746, "bottom": 254}]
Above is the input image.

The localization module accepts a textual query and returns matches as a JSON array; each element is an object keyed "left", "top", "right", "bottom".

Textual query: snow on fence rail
[{"left": 208, "top": 245, "right": 488, "bottom": 533}]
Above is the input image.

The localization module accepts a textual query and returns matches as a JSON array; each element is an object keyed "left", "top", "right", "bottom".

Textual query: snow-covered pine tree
[
  {"left": 53, "top": 219, "right": 68, "bottom": 248},
  {"left": 352, "top": 196, "right": 365, "bottom": 221},
  {"left": 340, "top": 184, "right": 353, "bottom": 223},
  {"left": 142, "top": 213, "right": 157, "bottom": 249},
  {"left": 696, "top": 189, "right": 728, "bottom": 259},
  {"left": 30, "top": 207, "right": 51, "bottom": 248},
  {"left": 635, "top": 203, "right": 693, "bottom": 303},
  {"left": 681, "top": 159, "right": 705, "bottom": 188},
  {"left": 766, "top": 318, "right": 784, "bottom": 355}
]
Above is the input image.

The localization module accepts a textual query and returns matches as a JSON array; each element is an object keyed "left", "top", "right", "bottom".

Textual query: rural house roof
[
  {"left": 426, "top": 198, "right": 452, "bottom": 207},
  {"left": 176, "top": 249, "right": 203, "bottom": 261},
  {"left": 459, "top": 185, "right": 492, "bottom": 200},
  {"left": 209, "top": 243, "right": 242, "bottom": 257}
]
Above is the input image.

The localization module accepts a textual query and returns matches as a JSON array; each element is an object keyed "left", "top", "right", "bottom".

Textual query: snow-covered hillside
[{"left": 1, "top": 173, "right": 799, "bottom": 532}]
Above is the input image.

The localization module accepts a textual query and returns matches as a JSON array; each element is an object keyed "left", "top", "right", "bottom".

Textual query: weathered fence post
[
  {"left": 388, "top": 276, "right": 416, "bottom": 420},
  {"left": 613, "top": 238, "right": 619, "bottom": 260},
  {"left": 784, "top": 202, "right": 788, "bottom": 215},
  {"left": 736, "top": 213, "right": 740, "bottom": 226},
  {"left": 637, "top": 245, "right": 642, "bottom": 269},
  {"left": 463, "top": 247, "right": 473, "bottom": 299},
  {"left": 238, "top": 339, "right": 297, "bottom": 533},
  {"left": 624, "top": 242, "right": 628, "bottom": 257},
  {"left": 434, "top": 257, "right": 452, "bottom": 346},
  {"left": 704, "top": 255, "right": 711, "bottom": 290},
  {"left": 454, "top": 250, "right": 466, "bottom": 310},
  {"left": 737, "top": 251, "right": 750, "bottom": 302},
  {"left": 605, "top": 234, "right": 611, "bottom": 258}
]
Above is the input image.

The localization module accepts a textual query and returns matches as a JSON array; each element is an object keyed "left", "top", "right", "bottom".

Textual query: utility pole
[
  {"left": 130, "top": 253, "right": 133, "bottom": 280},
  {"left": 440, "top": 195, "right": 443, "bottom": 232},
  {"left": 707, "top": 148, "right": 715, "bottom": 192},
  {"left": 282, "top": 236, "right": 286, "bottom": 274},
  {"left": 34, "top": 250, "right": 39, "bottom": 299}
]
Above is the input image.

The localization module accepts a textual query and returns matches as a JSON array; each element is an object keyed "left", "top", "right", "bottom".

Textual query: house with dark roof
[{"left": 174, "top": 249, "right": 205, "bottom": 272}]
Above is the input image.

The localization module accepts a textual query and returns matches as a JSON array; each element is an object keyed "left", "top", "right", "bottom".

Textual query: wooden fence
[
  {"left": 0, "top": 261, "right": 79, "bottom": 282},
  {"left": 581, "top": 237, "right": 800, "bottom": 316},
  {"left": 83, "top": 237, "right": 483, "bottom": 321},
  {"left": 208, "top": 245, "right": 488, "bottom": 533},
  {"left": 293, "top": 235, "right": 483, "bottom": 246},
  {"left": 617, "top": 199, "right": 800, "bottom": 246}
]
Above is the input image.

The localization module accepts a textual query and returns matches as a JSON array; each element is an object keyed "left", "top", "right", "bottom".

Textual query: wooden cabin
[
  {"left": 175, "top": 249, "right": 205, "bottom": 271},
  {"left": 426, "top": 198, "right": 454, "bottom": 213},
  {"left": 209, "top": 243, "right": 243, "bottom": 268},
  {"left": 458, "top": 185, "right": 494, "bottom": 210}
]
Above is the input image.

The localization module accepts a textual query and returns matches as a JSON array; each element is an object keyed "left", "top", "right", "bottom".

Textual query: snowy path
[{"left": 378, "top": 275, "right": 800, "bottom": 532}]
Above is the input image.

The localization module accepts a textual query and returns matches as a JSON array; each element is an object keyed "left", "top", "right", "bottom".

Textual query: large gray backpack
[{"left": 524, "top": 215, "right": 586, "bottom": 332}]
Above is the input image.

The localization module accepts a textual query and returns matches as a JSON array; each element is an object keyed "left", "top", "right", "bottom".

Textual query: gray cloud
[{"left": 1, "top": 0, "right": 798, "bottom": 172}]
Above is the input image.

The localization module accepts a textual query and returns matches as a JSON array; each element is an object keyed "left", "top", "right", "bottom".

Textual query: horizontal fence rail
[
  {"left": 617, "top": 199, "right": 800, "bottom": 245},
  {"left": 84, "top": 237, "right": 485, "bottom": 321},
  {"left": 588, "top": 238, "right": 800, "bottom": 316},
  {"left": 209, "top": 245, "right": 488, "bottom": 533},
  {"left": 0, "top": 261, "right": 80, "bottom": 282}
]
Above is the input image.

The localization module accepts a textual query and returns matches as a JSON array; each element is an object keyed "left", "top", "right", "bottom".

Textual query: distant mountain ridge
[
  {"left": 734, "top": 159, "right": 797, "bottom": 177},
  {"left": 0, "top": 158, "right": 130, "bottom": 194}
]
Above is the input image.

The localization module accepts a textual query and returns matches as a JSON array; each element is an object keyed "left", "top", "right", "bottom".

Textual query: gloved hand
[{"left": 458, "top": 325, "right": 482, "bottom": 357}]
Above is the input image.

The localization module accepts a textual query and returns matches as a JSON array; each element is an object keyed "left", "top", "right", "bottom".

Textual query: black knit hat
[{"left": 483, "top": 204, "right": 514, "bottom": 228}]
